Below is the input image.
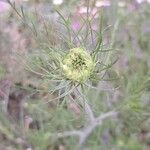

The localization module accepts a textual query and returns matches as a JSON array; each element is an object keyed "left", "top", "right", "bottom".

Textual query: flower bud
[{"left": 61, "top": 48, "right": 95, "bottom": 83}]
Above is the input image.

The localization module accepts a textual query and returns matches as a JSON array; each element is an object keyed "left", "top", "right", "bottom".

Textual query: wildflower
[
  {"left": 61, "top": 48, "right": 95, "bottom": 83},
  {"left": 25, "top": 10, "right": 118, "bottom": 102}
]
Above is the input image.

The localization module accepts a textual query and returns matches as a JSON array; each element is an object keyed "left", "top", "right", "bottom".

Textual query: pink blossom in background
[
  {"left": 95, "top": 0, "right": 110, "bottom": 7},
  {"left": 71, "top": 20, "right": 81, "bottom": 31},
  {"left": 72, "top": 7, "right": 98, "bottom": 31},
  {"left": 0, "top": 1, "right": 10, "bottom": 12},
  {"left": 136, "top": 0, "right": 150, "bottom": 3},
  {"left": 4, "top": 24, "right": 27, "bottom": 50},
  {"left": 78, "top": 6, "right": 88, "bottom": 14},
  {"left": 0, "top": 0, "right": 25, "bottom": 13},
  {"left": 136, "top": 0, "right": 145, "bottom": 3},
  {"left": 78, "top": 7, "right": 97, "bottom": 15},
  {"left": 91, "top": 23, "right": 98, "bottom": 30},
  {"left": 147, "top": 0, "right": 150, "bottom": 3}
]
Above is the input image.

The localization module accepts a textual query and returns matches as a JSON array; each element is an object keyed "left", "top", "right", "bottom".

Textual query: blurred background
[{"left": 0, "top": 0, "right": 150, "bottom": 150}]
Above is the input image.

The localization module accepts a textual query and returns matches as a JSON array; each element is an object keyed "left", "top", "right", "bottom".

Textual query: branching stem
[{"left": 50, "top": 87, "right": 118, "bottom": 148}]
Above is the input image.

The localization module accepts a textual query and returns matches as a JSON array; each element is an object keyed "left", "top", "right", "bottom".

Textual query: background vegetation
[{"left": 0, "top": 0, "right": 150, "bottom": 150}]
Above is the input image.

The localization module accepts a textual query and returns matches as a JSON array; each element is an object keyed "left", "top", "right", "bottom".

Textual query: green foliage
[
  {"left": 0, "top": 65, "right": 6, "bottom": 79},
  {"left": 0, "top": 1, "right": 150, "bottom": 150}
]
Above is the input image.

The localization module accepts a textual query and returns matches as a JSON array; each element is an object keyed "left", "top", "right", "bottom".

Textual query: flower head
[
  {"left": 61, "top": 48, "right": 95, "bottom": 83},
  {"left": 25, "top": 10, "right": 117, "bottom": 103}
]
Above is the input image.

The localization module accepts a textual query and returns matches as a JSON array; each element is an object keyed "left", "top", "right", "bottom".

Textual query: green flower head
[{"left": 61, "top": 48, "right": 95, "bottom": 83}]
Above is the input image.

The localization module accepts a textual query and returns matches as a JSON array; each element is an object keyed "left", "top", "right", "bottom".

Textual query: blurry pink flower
[
  {"left": 71, "top": 20, "right": 81, "bottom": 31},
  {"left": 78, "top": 6, "right": 89, "bottom": 14},
  {"left": 146, "top": 0, "right": 150, "bottom": 3},
  {"left": 0, "top": 1, "right": 10, "bottom": 13},
  {"left": 92, "top": 23, "right": 98, "bottom": 30},
  {"left": 78, "top": 6, "right": 98, "bottom": 17},
  {"left": 136, "top": 0, "right": 144, "bottom": 3},
  {"left": 91, "top": 8, "right": 99, "bottom": 18},
  {"left": 95, "top": 0, "right": 110, "bottom": 7},
  {"left": 136, "top": 0, "right": 150, "bottom": 3},
  {"left": 4, "top": 24, "right": 27, "bottom": 50}
]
